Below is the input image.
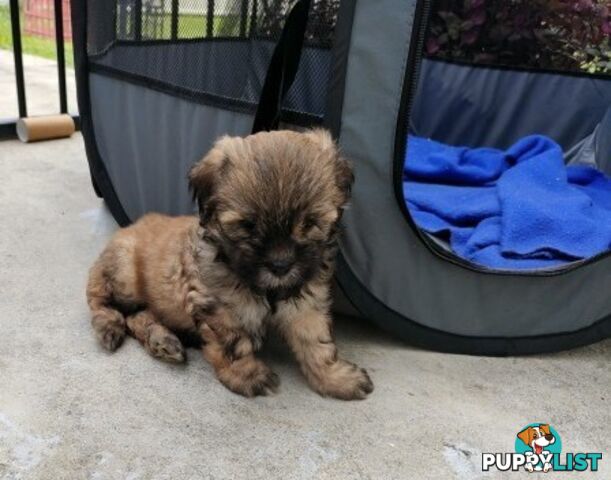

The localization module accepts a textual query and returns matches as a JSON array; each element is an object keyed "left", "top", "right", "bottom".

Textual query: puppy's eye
[
  {"left": 239, "top": 220, "right": 256, "bottom": 232},
  {"left": 302, "top": 216, "right": 319, "bottom": 232},
  {"left": 224, "top": 218, "right": 256, "bottom": 242}
]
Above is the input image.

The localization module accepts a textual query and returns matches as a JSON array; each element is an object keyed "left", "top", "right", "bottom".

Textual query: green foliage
[{"left": 427, "top": 0, "right": 611, "bottom": 74}]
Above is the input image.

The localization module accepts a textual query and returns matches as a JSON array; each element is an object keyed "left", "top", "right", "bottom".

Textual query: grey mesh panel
[
  {"left": 89, "top": 73, "right": 254, "bottom": 220},
  {"left": 337, "top": 0, "right": 611, "bottom": 336},
  {"left": 411, "top": 59, "right": 611, "bottom": 151},
  {"left": 94, "top": 42, "right": 332, "bottom": 119}
]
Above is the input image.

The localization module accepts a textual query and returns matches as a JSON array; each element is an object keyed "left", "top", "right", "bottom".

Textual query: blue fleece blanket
[{"left": 404, "top": 135, "right": 611, "bottom": 270}]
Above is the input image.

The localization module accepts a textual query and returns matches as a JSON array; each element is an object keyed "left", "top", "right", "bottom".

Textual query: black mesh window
[{"left": 86, "top": 0, "right": 339, "bottom": 125}]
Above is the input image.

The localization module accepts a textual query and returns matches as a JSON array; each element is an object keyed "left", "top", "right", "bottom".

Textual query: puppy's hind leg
[
  {"left": 126, "top": 310, "right": 185, "bottom": 363},
  {"left": 86, "top": 259, "right": 127, "bottom": 351}
]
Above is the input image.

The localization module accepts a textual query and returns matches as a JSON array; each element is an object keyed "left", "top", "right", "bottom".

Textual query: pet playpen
[{"left": 73, "top": 0, "right": 611, "bottom": 355}]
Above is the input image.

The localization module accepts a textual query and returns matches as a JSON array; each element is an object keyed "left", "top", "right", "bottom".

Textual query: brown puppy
[{"left": 86, "top": 129, "right": 373, "bottom": 399}]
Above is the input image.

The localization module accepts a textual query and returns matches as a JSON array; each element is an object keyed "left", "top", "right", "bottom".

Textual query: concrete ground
[{"left": 0, "top": 134, "right": 609, "bottom": 480}]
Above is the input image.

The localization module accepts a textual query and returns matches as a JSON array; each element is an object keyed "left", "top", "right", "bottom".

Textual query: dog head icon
[{"left": 517, "top": 424, "right": 556, "bottom": 455}]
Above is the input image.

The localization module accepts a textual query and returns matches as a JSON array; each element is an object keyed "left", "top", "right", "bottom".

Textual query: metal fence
[{"left": 0, "top": 0, "right": 78, "bottom": 140}]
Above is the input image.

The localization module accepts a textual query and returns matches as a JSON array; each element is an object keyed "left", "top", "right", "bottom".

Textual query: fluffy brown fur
[{"left": 86, "top": 129, "right": 373, "bottom": 399}]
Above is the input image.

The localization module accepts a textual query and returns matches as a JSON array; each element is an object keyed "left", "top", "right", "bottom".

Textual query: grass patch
[
  {"left": 127, "top": 13, "right": 241, "bottom": 39},
  {"left": 0, "top": 6, "right": 239, "bottom": 66},
  {"left": 0, "top": 6, "right": 73, "bottom": 67}
]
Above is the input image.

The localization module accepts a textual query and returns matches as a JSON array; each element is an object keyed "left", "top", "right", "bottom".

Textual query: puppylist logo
[{"left": 482, "top": 423, "right": 603, "bottom": 473}]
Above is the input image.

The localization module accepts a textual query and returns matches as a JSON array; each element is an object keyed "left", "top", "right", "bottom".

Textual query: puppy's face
[
  {"left": 189, "top": 129, "right": 353, "bottom": 297},
  {"left": 517, "top": 425, "right": 555, "bottom": 450},
  {"left": 531, "top": 425, "right": 555, "bottom": 447}
]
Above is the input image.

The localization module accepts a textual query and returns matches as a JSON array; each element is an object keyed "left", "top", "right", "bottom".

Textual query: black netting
[
  {"left": 87, "top": 0, "right": 120, "bottom": 56},
  {"left": 86, "top": 0, "right": 339, "bottom": 124}
]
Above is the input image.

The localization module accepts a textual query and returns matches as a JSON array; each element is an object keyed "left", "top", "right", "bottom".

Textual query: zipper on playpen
[{"left": 392, "top": 0, "right": 474, "bottom": 271}]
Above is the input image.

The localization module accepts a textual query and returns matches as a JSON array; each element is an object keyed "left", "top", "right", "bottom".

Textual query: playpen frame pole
[
  {"left": 9, "top": 0, "right": 27, "bottom": 118},
  {"left": 54, "top": 0, "right": 68, "bottom": 114},
  {"left": 170, "top": 0, "right": 179, "bottom": 39},
  {"left": 206, "top": 0, "right": 215, "bottom": 37},
  {"left": 134, "top": 0, "right": 143, "bottom": 40},
  {"left": 239, "top": 0, "right": 248, "bottom": 37},
  {"left": 250, "top": 0, "right": 258, "bottom": 36}
]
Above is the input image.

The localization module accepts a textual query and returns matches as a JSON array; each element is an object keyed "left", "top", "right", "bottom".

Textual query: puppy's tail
[{"left": 86, "top": 255, "right": 127, "bottom": 352}]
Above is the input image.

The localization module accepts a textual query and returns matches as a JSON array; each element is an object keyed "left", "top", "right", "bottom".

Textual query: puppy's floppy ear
[
  {"left": 189, "top": 144, "right": 229, "bottom": 222},
  {"left": 304, "top": 128, "right": 354, "bottom": 206},
  {"left": 517, "top": 427, "right": 534, "bottom": 447}
]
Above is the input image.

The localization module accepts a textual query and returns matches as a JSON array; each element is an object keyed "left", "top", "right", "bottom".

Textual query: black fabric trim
[
  {"left": 427, "top": 55, "right": 611, "bottom": 83},
  {"left": 113, "top": 37, "right": 331, "bottom": 50},
  {"left": 72, "top": 0, "right": 131, "bottom": 227},
  {"left": 336, "top": 253, "right": 611, "bottom": 356},
  {"left": 252, "top": 0, "right": 312, "bottom": 133},
  {"left": 86, "top": 38, "right": 250, "bottom": 59},
  {"left": 88, "top": 63, "right": 323, "bottom": 128},
  {"left": 323, "top": 0, "right": 356, "bottom": 137},
  {"left": 392, "top": 0, "right": 611, "bottom": 277},
  {"left": 116, "top": 36, "right": 253, "bottom": 46},
  {"left": 89, "top": 63, "right": 255, "bottom": 113}
]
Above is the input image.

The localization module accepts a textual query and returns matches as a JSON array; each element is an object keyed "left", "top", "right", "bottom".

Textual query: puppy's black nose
[
  {"left": 266, "top": 259, "right": 293, "bottom": 276},
  {"left": 545, "top": 434, "right": 554, "bottom": 441}
]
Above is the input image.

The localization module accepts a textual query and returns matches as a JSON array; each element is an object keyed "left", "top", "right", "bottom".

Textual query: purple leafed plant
[{"left": 426, "top": 0, "right": 611, "bottom": 74}]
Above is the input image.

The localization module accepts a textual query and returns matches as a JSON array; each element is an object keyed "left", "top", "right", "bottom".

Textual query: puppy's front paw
[
  {"left": 313, "top": 360, "right": 374, "bottom": 400},
  {"left": 146, "top": 324, "right": 185, "bottom": 363},
  {"left": 218, "top": 358, "right": 279, "bottom": 398}
]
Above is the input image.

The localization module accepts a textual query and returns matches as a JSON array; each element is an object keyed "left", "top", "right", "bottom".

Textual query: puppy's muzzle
[
  {"left": 266, "top": 258, "right": 294, "bottom": 276},
  {"left": 265, "top": 245, "right": 296, "bottom": 277}
]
